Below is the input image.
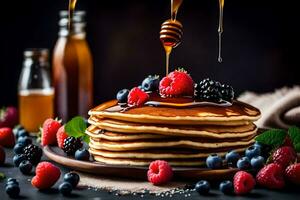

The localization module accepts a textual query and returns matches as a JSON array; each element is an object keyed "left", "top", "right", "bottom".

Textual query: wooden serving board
[{"left": 44, "top": 146, "right": 239, "bottom": 181}]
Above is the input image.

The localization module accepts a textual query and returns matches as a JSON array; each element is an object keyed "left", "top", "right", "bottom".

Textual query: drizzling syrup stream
[
  {"left": 218, "top": 0, "right": 224, "bottom": 63},
  {"left": 68, "top": 0, "right": 77, "bottom": 31}
]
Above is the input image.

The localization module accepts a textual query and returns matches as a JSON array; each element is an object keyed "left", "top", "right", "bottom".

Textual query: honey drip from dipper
[{"left": 160, "top": 0, "right": 184, "bottom": 75}]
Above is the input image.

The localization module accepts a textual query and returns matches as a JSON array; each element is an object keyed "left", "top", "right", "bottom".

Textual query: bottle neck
[{"left": 59, "top": 24, "right": 86, "bottom": 38}]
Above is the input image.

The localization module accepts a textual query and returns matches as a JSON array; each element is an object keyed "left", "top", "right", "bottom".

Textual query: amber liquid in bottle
[{"left": 53, "top": 11, "right": 93, "bottom": 122}]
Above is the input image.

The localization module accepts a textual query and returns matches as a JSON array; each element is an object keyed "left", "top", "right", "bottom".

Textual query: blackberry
[
  {"left": 23, "top": 144, "right": 43, "bottom": 165},
  {"left": 63, "top": 137, "right": 83, "bottom": 156},
  {"left": 195, "top": 78, "right": 234, "bottom": 102}
]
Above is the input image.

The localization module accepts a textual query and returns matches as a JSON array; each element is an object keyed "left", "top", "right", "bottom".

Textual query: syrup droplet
[{"left": 218, "top": 0, "right": 224, "bottom": 63}]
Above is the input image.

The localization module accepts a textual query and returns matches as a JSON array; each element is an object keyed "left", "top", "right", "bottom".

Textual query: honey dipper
[{"left": 160, "top": 19, "right": 183, "bottom": 48}]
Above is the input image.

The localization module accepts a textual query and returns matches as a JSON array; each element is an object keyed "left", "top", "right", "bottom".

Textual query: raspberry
[
  {"left": 256, "top": 163, "right": 285, "bottom": 189},
  {"left": 147, "top": 160, "right": 173, "bottom": 185},
  {"left": 41, "top": 118, "right": 61, "bottom": 146},
  {"left": 31, "top": 162, "right": 61, "bottom": 189},
  {"left": 233, "top": 171, "right": 255, "bottom": 195},
  {"left": 127, "top": 87, "right": 149, "bottom": 107},
  {"left": 272, "top": 146, "right": 296, "bottom": 168},
  {"left": 56, "top": 126, "right": 68, "bottom": 149},
  {"left": 159, "top": 69, "right": 194, "bottom": 97},
  {"left": 285, "top": 163, "right": 300, "bottom": 185},
  {"left": 0, "top": 127, "right": 15, "bottom": 148}
]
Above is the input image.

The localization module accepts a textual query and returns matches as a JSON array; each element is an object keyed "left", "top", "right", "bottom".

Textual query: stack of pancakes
[{"left": 86, "top": 98, "right": 261, "bottom": 167}]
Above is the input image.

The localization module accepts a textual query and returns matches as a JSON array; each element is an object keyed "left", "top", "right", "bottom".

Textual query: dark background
[{"left": 0, "top": 0, "right": 299, "bottom": 107}]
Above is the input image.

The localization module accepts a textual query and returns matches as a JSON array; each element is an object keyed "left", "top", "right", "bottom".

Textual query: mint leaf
[
  {"left": 288, "top": 126, "right": 300, "bottom": 152},
  {"left": 65, "top": 116, "right": 87, "bottom": 139},
  {"left": 82, "top": 134, "right": 90, "bottom": 144},
  {"left": 0, "top": 172, "right": 5, "bottom": 180},
  {"left": 255, "top": 129, "right": 286, "bottom": 148}
]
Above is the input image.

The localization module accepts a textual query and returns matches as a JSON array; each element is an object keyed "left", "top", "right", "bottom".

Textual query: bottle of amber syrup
[{"left": 53, "top": 11, "right": 93, "bottom": 122}]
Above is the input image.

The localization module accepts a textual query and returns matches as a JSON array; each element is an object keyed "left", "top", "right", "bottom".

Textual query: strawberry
[
  {"left": 0, "top": 127, "right": 15, "bottom": 148},
  {"left": 0, "top": 106, "right": 18, "bottom": 128},
  {"left": 41, "top": 118, "right": 61, "bottom": 146},
  {"left": 233, "top": 171, "right": 255, "bottom": 195},
  {"left": 31, "top": 162, "right": 61, "bottom": 189},
  {"left": 56, "top": 126, "right": 68, "bottom": 149},
  {"left": 159, "top": 69, "right": 194, "bottom": 97},
  {"left": 147, "top": 160, "right": 173, "bottom": 185},
  {"left": 0, "top": 145, "right": 5, "bottom": 165},
  {"left": 127, "top": 87, "right": 149, "bottom": 107},
  {"left": 256, "top": 163, "right": 285, "bottom": 189},
  {"left": 272, "top": 146, "right": 297, "bottom": 168},
  {"left": 285, "top": 163, "right": 300, "bottom": 185}
]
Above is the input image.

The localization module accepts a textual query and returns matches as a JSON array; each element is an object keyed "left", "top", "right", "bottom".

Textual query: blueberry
[
  {"left": 237, "top": 157, "right": 251, "bottom": 170},
  {"left": 5, "top": 184, "right": 20, "bottom": 198},
  {"left": 225, "top": 150, "right": 240, "bottom": 166},
  {"left": 253, "top": 141, "right": 262, "bottom": 149},
  {"left": 6, "top": 178, "right": 19, "bottom": 187},
  {"left": 206, "top": 154, "right": 223, "bottom": 169},
  {"left": 195, "top": 180, "right": 210, "bottom": 195},
  {"left": 251, "top": 156, "right": 265, "bottom": 170},
  {"left": 141, "top": 75, "right": 160, "bottom": 92},
  {"left": 19, "top": 160, "right": 33, "bottom": 175},
  {"left": 64, "top": 172, "right": 80, "bottom": 188},
  {"left": 75, "top": 148, "right": 90, "bottom": 161},
  {"left": 13, "top": 154, "right": 27, "bottom": 167},
  {"left": 245, "top": 145, "right": 261, "bottom": 159},
  {"left": 59, "top": 182, "right": 73, "bottom": 196},
  {"left": 219, "top": 180, "right": 233, "bottom": 194},
  {"left": 17, "top": 129, "right": 29, "bottom": 138},
  {"left": 17, "top": 136, "right": 32, "bottom": 146},
  {"left": 13, "top": 143, "right": 26, "bottom": 154},
  {"left": 116, "top": 89, "right": 130, "bottom": 103}
]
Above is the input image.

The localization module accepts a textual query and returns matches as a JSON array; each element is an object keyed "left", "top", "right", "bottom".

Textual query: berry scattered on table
[
  {"left": 237, "top": 157, "right": 251, "bottom": 170},
  {"left": 0, "top": 127, "right": 15, "bottom": 148},
  {"left": 13, "top": 154, "right": 27, "bottom": 167},
  {"left": 233, "top": 171, "right": 255, "bottom": 195},
  {"left": 159, "top": 69, "right": 194, "bottom": 97},
  {"left": 147, "top": 160, "right": 173, "bottom": 185},
  {"left": 24, "top": 144, "right": 43, "bottom": 165},
  {"left": 64, "top": 172, "right": 80, "bottom": 188},
  {"left": 250, "top": 156, "right": 265, "bottom": 170},
  {"left": 141, "top": 75, "right": 160, "bottom": 92},
  {"left": 17, "top": 136, "right": 32, "bottom": 146},
  {"left": 31, "top": 162, "right": 61, "bottom": 189},
  {"left": 59, "top": 182, "right": 73, "bottom": 196},
  {"left": 13, "top": 143, "right": 26, "bottom": 154},
  {"left": 0, "top": 145, "right": 5, "bottom": 165},
  {"left": 16, "top": 128, "right": 29, "bottom": 139},
  {"left": 19, "top": 160, "right": 33, "bottom": 175},
  {"left": 75, "top": 148, "right": 90, "bottom": 161},
  {"left": 245, "top": 145, "right": 261, "bottom": 159},
  {"left": 195, "top": 78, "right": 234, "bottom": 102},
  {"left": 0, "top": 106, "right": 18, "bottom": 128},
  {"left": 225, "top": 150, "right": 240, "bottom": 166},
  {"left": 285, "top": 163, "right": 300, "bottom": 185},
  {"left": 206, "top": 154, "right": 223, "bottom": 169},
  {"left": 256, "top": 163, "right": 285, "bottom": 189},
  {"left": 272, "top": 146, "right": 296, "bottom": 168},
  {"left": 63, "top": 136, "right": 83, "bottom": 156},
  {"left": 6, "top": 178, "right": 19, "bottom": 186},
  {"left": 116, "top": 89, "right": 130, "bottom": 103},
  {"left": 127, "top": 87, "right": 150, "bottom": 107},
  {"left": 56, "top": 126, "right": 68, "bottom": 149},
  {"left": 41, "top": 118, "right": 62, "bottom": 146},
  {"left": 195, "top": 180, "right": 210, "bottom": 195},
  {"left": 219, "top": 180, "right": 234, "bottom": 195},
  {"left": 5, "top": 182, "right": 20, "bottom": 198}
]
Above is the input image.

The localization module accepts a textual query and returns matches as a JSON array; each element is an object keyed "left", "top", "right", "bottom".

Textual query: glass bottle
[
  {"left": 18, "top": 49, "right": 54, "bottom": 133},
  {"left": 53, "top": 11, "right": 93, "bottom": 122}
]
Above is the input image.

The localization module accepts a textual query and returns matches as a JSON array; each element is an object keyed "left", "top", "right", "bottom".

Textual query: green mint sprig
[
  {"left": 255, "top": 126, "right": 300, "bottom": 152},
  {"left": 65, "top": 116, "right": 90, "bottom": 143}
]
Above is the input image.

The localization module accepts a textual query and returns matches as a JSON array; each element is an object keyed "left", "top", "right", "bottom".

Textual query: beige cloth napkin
[{"left": 238, "top": 86, "right": 300, "bottom": 129}]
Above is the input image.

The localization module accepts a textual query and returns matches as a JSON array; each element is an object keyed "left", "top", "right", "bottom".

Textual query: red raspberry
[
  {"left": 272, "top": 146, "right": 296, "bottom": 168},
  {"left": 285, "top": 163, "right": 300, "bottom": 185},
  {"left": 256, "top": 163, "right": 285, "bottom": 189},
  {"left": 56, "top": 126, "right": 68, "bottom": 149},
  {"left": 0, "top": 145, "right": 5, "bottom": 165},
  {"left": 233, "top": 171, "right": 255, "bottom": 195},
  {"left": 147, "top": 160, "right": 173, "bottom": 185},
  {"left": 127, "top": 87, "right": 149, "bottom": 107},
  {"left": 31, "top": 162, "right": 61, "bottom": 189},
  {"left": 0, "top": 127, "right": 15, "bottom": 148},
  {"left": 159, "top": 69, "right": 194, "bottom": 97},
  {"left": 41, "top": 118, "right": 61, "bottom": 146}
]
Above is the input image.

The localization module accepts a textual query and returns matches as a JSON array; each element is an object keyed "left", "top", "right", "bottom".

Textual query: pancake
[
  {"left": 88, "top": 99, "right": 261, "bottom": 126},
  {"left": 88, "top": 117, "right": 258, "bottom": 138}
]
